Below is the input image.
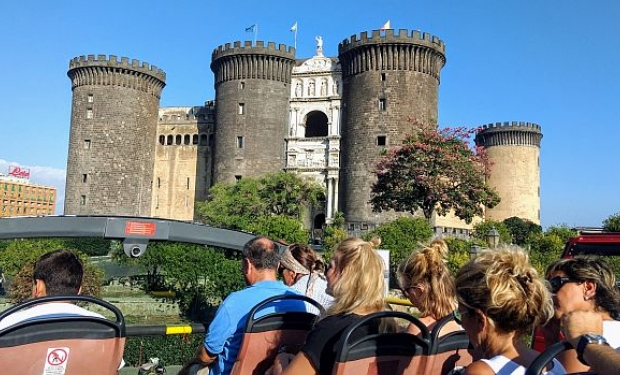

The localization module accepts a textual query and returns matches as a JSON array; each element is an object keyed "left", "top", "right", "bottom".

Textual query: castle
[{"left": 64, "top": 28, "right": 542, "bottom": 236}]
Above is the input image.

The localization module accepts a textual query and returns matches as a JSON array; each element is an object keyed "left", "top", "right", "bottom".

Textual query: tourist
[
  {"left": 397, "top": 238, "right": 460, "bottom": 336},
  {"left": 181, "top": 236, "right": 305, "bottom": 375},
  {"left": 272, "top": 237, "right": 393, "bottom": 375},
  {"left": 279, "top": 244, "right": 334, "bottom": 310},
  {"left": 544, "top": 256, "right": 620, "bottom": 372},
  {"left": 454, "top": 246, "right": 565, "bottom": 374}
]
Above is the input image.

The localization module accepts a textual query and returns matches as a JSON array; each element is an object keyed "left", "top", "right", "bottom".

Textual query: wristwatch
[{"left": 576, "top": 332, "right": 609, "bottom": 366}]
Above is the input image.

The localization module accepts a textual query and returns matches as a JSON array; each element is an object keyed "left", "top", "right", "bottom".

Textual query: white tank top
[{"left": 479, "top": 355, "right": 566, "bottom": 375}]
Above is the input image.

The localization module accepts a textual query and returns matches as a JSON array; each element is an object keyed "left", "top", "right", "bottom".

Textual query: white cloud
[{"left": 0, "top": 159, "right": 66, "bottom": 214}]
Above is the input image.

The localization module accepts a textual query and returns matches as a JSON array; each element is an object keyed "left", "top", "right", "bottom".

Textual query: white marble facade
[{"left": 287, "top": 52, "right": 342, "bottom": 223}]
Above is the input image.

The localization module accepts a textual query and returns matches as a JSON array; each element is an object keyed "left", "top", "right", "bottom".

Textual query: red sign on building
[{"left": 8, "top": 166, "right": 30, "bottom": 179}]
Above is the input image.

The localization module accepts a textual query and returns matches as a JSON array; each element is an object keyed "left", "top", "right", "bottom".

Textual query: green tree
[
  {"left": 603, "top": 212, "right": 620, "bottom": 232},
  {"left": 195, "top": 172, "right": 324, "bottom": 232},
  {"left": 526, "top": 225, "right": 576, "bottom": 275},
  {"left": 364, "top": 217, "right": 433, "bottom": 271},
  {"left": 322, "top": 212, "right": 348, "bottom": 260},
  {"left": 443, "top": 237, "right": 472, "bottom": 275},
  {"left": 112, "top": 242, "right": 245, "bottom": 320},
  {"left": 370, "top": 127, "right": 500, "bottom": 223},
  {"left": 502, "top": 217, "right": 542, "bottom": 246},
  {"left": 0, "top": 239, "right": 103, "bottom": 303},
  {"left": 247, "top": 216, "right": 309, "bottom": 244},
  {"left": 472, "top": 220, "right": 512, "bottom": 245}
]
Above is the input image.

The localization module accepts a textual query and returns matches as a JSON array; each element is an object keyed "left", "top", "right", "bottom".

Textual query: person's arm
[{"left": 562, "top": 310, "right": 620, "bottom": 375}]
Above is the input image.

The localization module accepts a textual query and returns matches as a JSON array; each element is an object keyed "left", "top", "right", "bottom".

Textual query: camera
[{"left": 123, "top": 239, "right": 149, "bottom": 258}]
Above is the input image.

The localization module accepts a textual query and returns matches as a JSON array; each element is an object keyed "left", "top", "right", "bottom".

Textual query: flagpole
[{"left": 294, "top": 27, "right": 297, "bottom": 49}]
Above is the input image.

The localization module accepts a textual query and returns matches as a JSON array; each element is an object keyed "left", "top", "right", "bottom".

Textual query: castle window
[
  {"left": 80, "top": 195, "right": 86, "bottom": 205},
  {"left": 348, "top": 223, "right": 355, "bottom": 231},
  {"left": 361, "top": 223, "right": 369, "bottom": 230},
  {"left": 237, "top": 136, "right": 244, "bottom": 149},
  {"left": 185, "top": 196, "right": 190, "bottom": 207},
  {"left": 159, "top": 135, "right": 165, "bottom": 145},
  {"left": 157, "top": 177, "right": 161, "bottom": 188},
  {"left": 82, "top": 174, "right": 88, "bottom": 183},
  {"left": 175, "top": 135, "right": 182, "bottom": 145},
  {"left": 239, "top": 82, "right": 245, "bottom": 90},
  {"left": 184, "top": 134, "right": 190, "bottom": 145},
  {"left": 238, "top": 103, "right": 245, "bottom": 115},
  {"left": 235, "top": 175, "right": 242, "bottom": 183},
  {"left": 86, "top": 108, "right": 93, "bottom": 119},
  {"left": 167, "top": 135, "right": 173, "bottom": 145},
  {"left": 186, "top": 177, "right": 190, "bottom": 189},
  {"left": 87, "top": 94, "right": 94, "bottom": 103},
  {"left": 377, "top": 136, "right": 386, "bottom": 146},
  {"left": 381, "top": 73, "right": 386, "bottom": 81},
  {"left": 379, "top": 98, "right": 386, "bottom": 111},
  {"left": 193, "top": 134, "right": 198, "bottom": 145},
  {"left": 83, "top": 139, "right": 91, "bottom": 149},
  {"left": 200, "top": 134, "right": 208, "bottom": 146}
]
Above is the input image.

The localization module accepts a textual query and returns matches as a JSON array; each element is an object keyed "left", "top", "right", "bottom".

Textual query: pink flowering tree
[{"left": 370, "top": 126, "right": 500, "bottom": 224}]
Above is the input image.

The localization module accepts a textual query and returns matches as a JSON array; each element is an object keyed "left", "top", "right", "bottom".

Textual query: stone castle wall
[
  {"left": 476, "top": 122, "right": 542, "bottom": 224},
  {"left": 210, "top": 41, "right": 296, "bottom": 183},
  {"left": 65, "top": 55, "right": 165, "bottom": 216},
  {"left": 338, "top": 29, "right": 446, "bottom": 227}
]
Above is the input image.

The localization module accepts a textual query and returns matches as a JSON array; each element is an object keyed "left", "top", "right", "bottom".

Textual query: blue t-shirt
[{"left": 204, "top": 280, "right": 306, "bottom": 375}]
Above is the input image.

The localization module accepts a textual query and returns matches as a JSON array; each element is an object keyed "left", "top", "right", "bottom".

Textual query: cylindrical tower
[
  {"left": 65, "top": 55, "right": 166, "bottom": 216},
  {"left": 475, "top": 121, "right": 543, "bottom": 224},
  {"left": 338, "top": 29, "right": 446, "bottom": 228},
  {"left": 210, "top": 41, "right": 296, "bottom": 183}
]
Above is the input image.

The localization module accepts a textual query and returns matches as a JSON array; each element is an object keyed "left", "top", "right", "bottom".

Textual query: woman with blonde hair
[
  {"left": 397, "top": 238, "right": 460, "bottom": 336},
  {"left": 544, "top": 256, "right": 620, "bottom": 373},
  {"left": 454, "top": 246, "right": 565, "bottom": 375},
  {"left": 274, "top": 236, "right": 390, "bottom": 375}
]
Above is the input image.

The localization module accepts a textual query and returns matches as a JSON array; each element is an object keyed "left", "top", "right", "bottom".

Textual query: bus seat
[
  {"left": 424, "top": 313, "right": 473, "bottom": 375},
  {"left": 230, "top": 294, "right": 325, "bottom": 375},
  {"left": 0, "top": 295, "right": 125, "bottom": 375},
  {"left": 332, "top": 311, "right": 431, "bottom": 375}
]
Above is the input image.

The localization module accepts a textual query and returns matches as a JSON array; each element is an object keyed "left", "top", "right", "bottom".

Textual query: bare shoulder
[
  {"left": 280, "top": 351, "right": 317, "bottom": 375},
  {"left": 463, "top": 360, "right": 495, "bottom": 375}
]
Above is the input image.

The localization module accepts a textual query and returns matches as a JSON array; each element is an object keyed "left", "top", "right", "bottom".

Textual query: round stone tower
[
  {"left": 65, "top": 55, "right": 166, "bottom": 216},
  {"left": 337, "top": 29, "right": 446, "bottom": 228},
  {"left": 210, "top": 41, "right": 296, "bottom": 183},
  {"left": 475, "top": 122, "right": 543, "bottom": 224}
]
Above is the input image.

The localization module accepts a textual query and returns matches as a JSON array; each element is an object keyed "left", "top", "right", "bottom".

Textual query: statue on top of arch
[{"left": 315, "top": 35, "right": 324, "bottom": 57}]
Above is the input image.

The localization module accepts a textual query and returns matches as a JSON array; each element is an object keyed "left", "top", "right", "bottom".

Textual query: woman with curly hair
[
  {"left": 455, "top": 245, "right": 565, "bottom": 375},
  {"left": 397, "top": 238, "right": 460, "bottom": 336}
]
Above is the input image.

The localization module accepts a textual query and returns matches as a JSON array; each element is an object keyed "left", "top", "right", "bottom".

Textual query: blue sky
[{"left": 1, "top": 0, "right": 619, "bottom": 228}]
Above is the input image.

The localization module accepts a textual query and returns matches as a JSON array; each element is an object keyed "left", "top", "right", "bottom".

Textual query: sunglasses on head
[{"left": 547, "top": 276, "right": 575, "bottom": 294}]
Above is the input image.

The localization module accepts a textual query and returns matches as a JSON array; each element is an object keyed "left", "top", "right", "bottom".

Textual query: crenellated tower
[
  {"left": 210, "top": 41, "right": 296, "bottom": 183},
  {"left": 475, "top": 122, "right": 543, "bottom": 224},
  {"left": 65, "top": 55, "right": 166, "bottom": 216},
  {"left": 337, "top": 29, "right": 446, "bottom": 229}
]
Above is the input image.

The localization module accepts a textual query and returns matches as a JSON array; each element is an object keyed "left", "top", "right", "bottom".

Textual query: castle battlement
[
  {"left": 475, "top": 121, "right": 543, "bottom": 148},
  {"left": 480, "top": 121, "right": 542, "bottom": 132},
  {"left": 69, "top": 54, "right": 166, "bottom": 82},
  {"left": 212, "top": 41, "right": 295, "bottom": 60},
  {"left": 339, "top": 29, "right": 445, "bottom": 54}
]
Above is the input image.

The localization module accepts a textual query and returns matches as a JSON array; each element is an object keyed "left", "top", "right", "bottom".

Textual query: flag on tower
[
  {"left": 245, "top": 24, "right": 256, "bottom": 32},
  {"left": 380, "top": 20, "right": 391, "bottom": 30},
  {"left": 290, "top": 21, "right": 298, "bottom": 32}
]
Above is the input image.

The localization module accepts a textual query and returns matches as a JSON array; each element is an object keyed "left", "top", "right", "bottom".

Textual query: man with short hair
[
  {"left": 183, "top": 236, "right": 305, "bottom": 375},
  {"left": 0, "top": 249, "right": 103, "bottom": 330}
]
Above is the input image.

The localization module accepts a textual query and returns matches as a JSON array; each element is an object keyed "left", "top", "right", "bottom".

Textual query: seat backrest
[
  {"left": 424, "top": 314, "right": 473, "bottom": 375},
  {"left": 0, "top": 295, "right": 125, "bottom": 375},
  {"left": 332, "top": 311, "right": 431, "bottom": 375},
  {"left": 230, "top": 294, "right": 325, "bottom": 375}
]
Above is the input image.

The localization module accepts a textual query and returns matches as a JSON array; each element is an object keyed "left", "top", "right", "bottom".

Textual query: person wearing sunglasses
[
  {"left": 543, "top": 257, "right": 620, "bottom": 373},
  {"left": 279, "top": 244, "right": 334, "bottom": 311},
  {"left": 272, "top": 237, "right": 394, "bottom": 375},
  {"left": 454, "top": 246, "right": 565, "bottom": 375},
  {"left": 396, "top": 239, "right": 461, "bottom": 337}
]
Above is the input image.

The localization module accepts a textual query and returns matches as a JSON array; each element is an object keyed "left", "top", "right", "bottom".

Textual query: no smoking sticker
[{"left": 43, "top": 347, "right": 70, "bottom": 375}]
